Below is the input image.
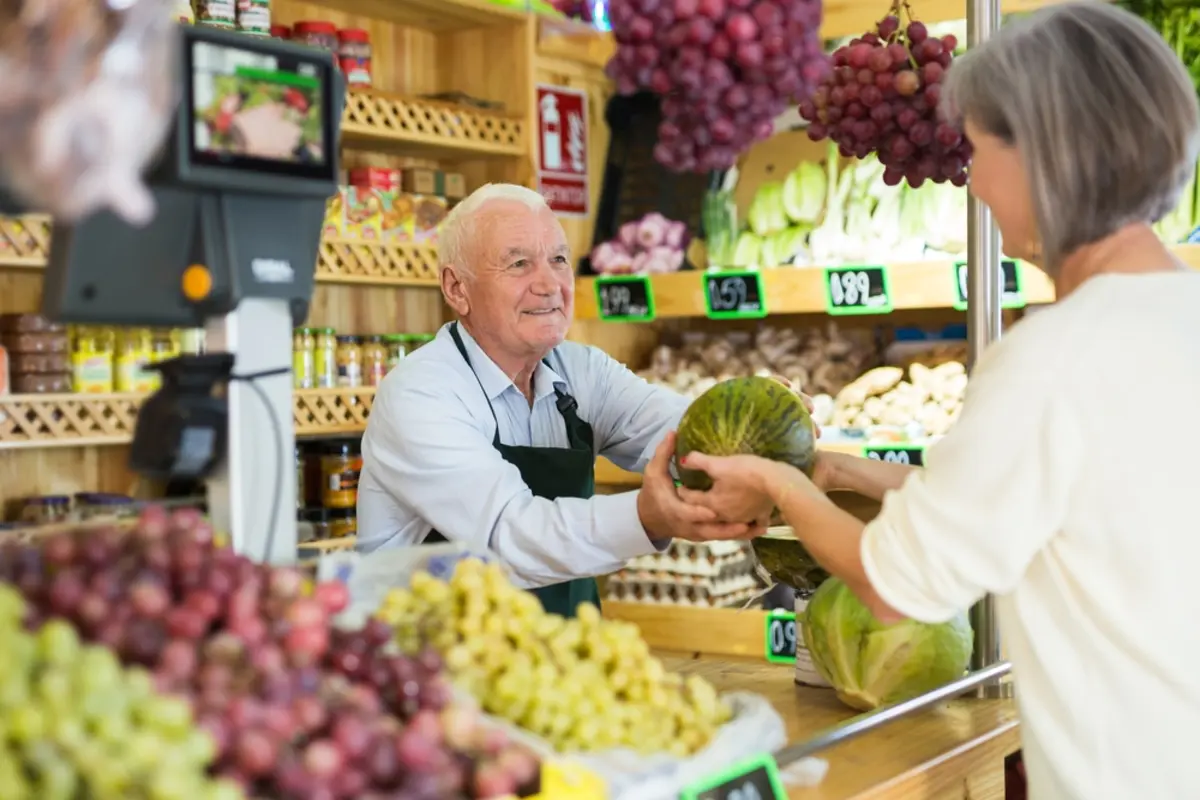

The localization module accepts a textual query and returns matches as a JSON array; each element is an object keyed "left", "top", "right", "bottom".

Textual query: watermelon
[{"left": 674, "top": 376, "right": 817, "bottom": 491}]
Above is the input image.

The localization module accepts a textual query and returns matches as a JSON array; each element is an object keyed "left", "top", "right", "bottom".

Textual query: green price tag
[
  {"left": 703, "top": 270, "right": 767, "bottom": 319},
  {"left": 824, "top": 265, "right": 892, "bottom": 315},
  {"left": 862, "top": 444, "right": 925, "bottom": 466},
  {"left": 680, "top": 752, "right": 787, "bottom": 800},
  {"left": 764, "top": 609, "right": 796, "bottom": 663},
  {"left": 595, "top": 275, "right": 655, "bottom": 321},
  {"left": 952, "top": 259, "right": 1026, "bottom": 310}
]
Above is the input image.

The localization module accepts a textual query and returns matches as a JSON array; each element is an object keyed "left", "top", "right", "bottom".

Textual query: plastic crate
[{"left": 580, "top": 91, "right": 716, "bottom": 275}]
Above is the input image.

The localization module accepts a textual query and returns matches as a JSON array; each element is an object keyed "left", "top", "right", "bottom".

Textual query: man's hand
[{"left": 637, "top": 432, "right": 764, "bottom": 542}]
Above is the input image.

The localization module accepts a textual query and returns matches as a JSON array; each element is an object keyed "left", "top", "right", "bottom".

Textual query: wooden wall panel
[{"left": 307, "top": 284, "right": 445, "bottom": 335}]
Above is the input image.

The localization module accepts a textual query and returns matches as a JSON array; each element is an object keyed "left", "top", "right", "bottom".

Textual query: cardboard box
[{"left": 400, "top": 169, "right": 468, "bottom": 201}]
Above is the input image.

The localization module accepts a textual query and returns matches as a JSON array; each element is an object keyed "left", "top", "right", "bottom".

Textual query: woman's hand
[{"left": 676, "top": 451, "right": 789, "bottom": 523}]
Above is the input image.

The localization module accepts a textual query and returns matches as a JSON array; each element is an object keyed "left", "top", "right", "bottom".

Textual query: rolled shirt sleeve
[
  {"left": 860, "top": 323, "right": 1083, "bottom": 624},
  {"left": 359, "top": 362, "right": 664, "bottom": 588}
]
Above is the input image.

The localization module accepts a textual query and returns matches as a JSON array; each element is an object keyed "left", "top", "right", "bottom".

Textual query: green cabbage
[{"left": 802, "top": 578, "right": 973, "bottom": 711}]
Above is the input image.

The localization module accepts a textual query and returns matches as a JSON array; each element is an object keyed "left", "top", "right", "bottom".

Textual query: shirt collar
[{"left": 451, "top": 322, "right": 566, "bottom": 402}]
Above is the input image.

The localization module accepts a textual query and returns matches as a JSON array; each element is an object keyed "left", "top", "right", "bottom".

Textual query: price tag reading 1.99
[
  {"left": 594, "top": 275, "right": 655, "bottom": 322},
  {"left": 680, "top": 754, "right": 787, "bottom": 800},
  {"left": 764, "top": 609, "right": 797, "bottom": 663},
  {"left": 824, "top": 266, "right": 893, "bottom": 315},
  {"left": 863, "top": 445, "right": 925, "bottom": 466}
]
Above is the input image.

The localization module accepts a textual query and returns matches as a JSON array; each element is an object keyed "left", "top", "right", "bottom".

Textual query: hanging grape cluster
[
  {"left": 798, "top": 2, "right": 970, "bottom": 187},
  {"left": 606, "top": 0, "right": 828, "bottom": 173}
]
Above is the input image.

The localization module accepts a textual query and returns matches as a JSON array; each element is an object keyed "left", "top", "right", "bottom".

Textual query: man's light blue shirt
[{"left": 356, "top": 322, "right": 686, "bottom": 587}]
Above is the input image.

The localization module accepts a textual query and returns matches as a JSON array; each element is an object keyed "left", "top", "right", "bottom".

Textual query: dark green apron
[{"left": 423, "top": 322, "right": 601, "bottom": 618}]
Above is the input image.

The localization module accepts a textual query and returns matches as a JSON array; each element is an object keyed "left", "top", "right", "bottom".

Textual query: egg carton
[
  {"left": 624, "top": 540, "right": 756, "bottom": 578},
  {"left": 603, "top": 578, "right": 761, "bottom": 608},
  {"left": 606, "top": 570, "right": 759, "bottom": 601}
]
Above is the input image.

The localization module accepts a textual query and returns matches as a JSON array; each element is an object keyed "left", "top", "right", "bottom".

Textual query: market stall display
[{"left": 588, "top": 212, "right": 689, "bottom": 275}]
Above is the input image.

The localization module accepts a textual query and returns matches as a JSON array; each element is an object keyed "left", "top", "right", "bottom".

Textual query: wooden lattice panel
[
  {"left": 0, "top": 393, "right": 143, "bottom": 448},
  {"left": 294, "top": 388, "right": 375, "bottom": 437},
  {"left": 316, "top": 239, "right": 439, "bottom": 286},
  {"left": 0, "top": 214, "right": 51, "bottom": 267},
  {"left": 341, "top": 90, "right": 526, "bottom": 158}
]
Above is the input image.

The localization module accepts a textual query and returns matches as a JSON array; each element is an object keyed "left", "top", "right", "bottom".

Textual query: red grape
[{"left": 797, "top": 1, "right": 970, "bottom": 187}]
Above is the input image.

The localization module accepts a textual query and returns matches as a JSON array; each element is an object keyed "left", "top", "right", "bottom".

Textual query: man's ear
[{"left": 441, "top": 265, "right": 470, "bottom": 316}]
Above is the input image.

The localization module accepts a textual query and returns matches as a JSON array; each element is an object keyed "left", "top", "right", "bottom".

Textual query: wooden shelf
[
  {"left": 577, "top": 246, "right": 1200, "bottom": 320},
  {"left": 0, "top": 219, "right": 440, "bottom": 289},
  {"left": 301, "top": 0, "right": 528, "bottom": 32},
  {"left": 341, "top": 89, "right": 527, "bottom": 161},
  {"left": 0, "top": 388, "right": 377, "bottom": 450}
]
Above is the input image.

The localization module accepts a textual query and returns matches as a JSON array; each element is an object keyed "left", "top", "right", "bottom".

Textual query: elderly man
[{"left": 356, "top": 183, "right": 762, "bottom": 617}]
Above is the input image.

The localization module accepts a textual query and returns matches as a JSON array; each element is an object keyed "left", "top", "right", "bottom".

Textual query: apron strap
[
  {"left": 450, "top": 322, "right": 502, "bottom": 448},
  {"left": 553, "top": 388, "right": 594, "bottom": 452}
]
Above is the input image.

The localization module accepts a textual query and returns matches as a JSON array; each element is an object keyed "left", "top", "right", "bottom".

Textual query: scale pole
[{"left": 965, "top": 0, "right": 1010, "bottom": 699}]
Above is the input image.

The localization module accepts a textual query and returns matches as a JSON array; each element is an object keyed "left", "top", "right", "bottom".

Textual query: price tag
[
  {"left": 824, "top": 266, "right": 892, "bottom": 315},
  {"left": 704, "top": 271, "right": 767, "bottom": 319},
  {"left": 680, "top": 753, "right": 787, "bottom": 800},
  {"left": 863, "top": 444, "right": 925, "bottom": 466},
  {"left": 764, "top": 609, "right": 796, "bottom": 663},
  {"left": 952, "top": 259, "right": 1025, "bottom": 310},
  {"left": 594, "top": 275, "right": 655, "bottom": 322}
]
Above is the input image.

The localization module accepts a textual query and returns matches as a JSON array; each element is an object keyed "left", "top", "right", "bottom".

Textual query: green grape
[{"left": 36, "top": 620, "right": 81, "bottom": 666}]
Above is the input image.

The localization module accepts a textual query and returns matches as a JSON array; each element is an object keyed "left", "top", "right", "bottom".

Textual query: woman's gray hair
[
  {"left": 941, "top": 2, "right": 1200, "bottom": 274},
  {"left": 439, "top": 183, "right": 550, "bottom": 277}
]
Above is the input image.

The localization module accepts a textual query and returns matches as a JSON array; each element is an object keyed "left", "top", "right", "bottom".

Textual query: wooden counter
[{"left": 667, "top": 654, "right": 1019, "bottom": 800}]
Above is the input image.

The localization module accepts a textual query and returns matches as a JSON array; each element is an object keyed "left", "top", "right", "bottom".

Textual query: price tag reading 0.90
[
  {"left": 764, "top": 609, "right": 797, "bottom": 663},
  {"left": 704, "top": 271, "right": 767, "bottom": 319},
  {"left": 863, "top": 445, "right": 925, "bottom": 466},
  {"left": 824, "top": 266, "right": 892, "bottom": 315},
  {"left": 594, "top": 275, "right": 655, "bottom": 322},
  {"left": 682, "top": 755, "right": 787, "bottom": 800},
  {"left": 953, "top": 259, "right": 1024, "bottom": 310}
]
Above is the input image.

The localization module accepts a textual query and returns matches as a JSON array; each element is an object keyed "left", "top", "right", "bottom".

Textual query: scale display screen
[{"left": 187, "top": 38, "right": 334, "bottom": 180}]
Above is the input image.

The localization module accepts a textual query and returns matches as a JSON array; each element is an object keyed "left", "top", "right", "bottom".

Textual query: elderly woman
[{"left": 676, "top": 3, "right": 1200, "bottom": 797}]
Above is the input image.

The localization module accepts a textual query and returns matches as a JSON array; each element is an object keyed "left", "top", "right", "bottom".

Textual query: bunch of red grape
[
  {"left": 1, "top": 507, "right": 541, "bottom": 800},
  {"left": 797, "top": 8, "right": 969, "bottom": 187},
  {"left": 606, "top": 0, "right": 827, "bottom": 173}
]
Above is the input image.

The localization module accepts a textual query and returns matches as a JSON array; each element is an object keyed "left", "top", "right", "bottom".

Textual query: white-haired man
[{"left": 356, "top": 183, "right": 760, "bottom": 617}]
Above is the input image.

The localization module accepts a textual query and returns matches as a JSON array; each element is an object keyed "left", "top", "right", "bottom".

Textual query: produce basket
[{"left": 752, "top": 525, "right": 829, "bottom": 594}]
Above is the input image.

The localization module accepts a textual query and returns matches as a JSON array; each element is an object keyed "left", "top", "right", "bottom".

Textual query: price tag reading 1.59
[
  {"left": 764, "top": 609, "right": 797, "bottom": 663},
  {"left": 824, "top": 266, "right": 893, "bottom": 315},
  {"left": 863, "top": 445, "right": 925, "bottom": 466},
  {"left": 681, "top": 754, "right": 787, "bottom": 800},
  {"left": 704, "top": 270, "right": 767, "bottom": 319},
  {"left": 952, "top": 259, "right": 1025, "bottom": 310},
  {"left": 594, "top": 275, "right": 655, "bottom": 322}
]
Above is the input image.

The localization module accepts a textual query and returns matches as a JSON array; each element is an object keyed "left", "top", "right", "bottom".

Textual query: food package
[{"left": 0, "top": 0, "right": 178, "bottom": 224}]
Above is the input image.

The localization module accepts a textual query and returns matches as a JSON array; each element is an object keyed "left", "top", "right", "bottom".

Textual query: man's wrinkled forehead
[{"left": 475, "top": 203, "right": 568, "bottom": 263}]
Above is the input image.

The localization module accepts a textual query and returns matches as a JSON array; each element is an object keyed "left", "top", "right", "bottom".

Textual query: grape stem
[{"left": 882, "top": 0, "right": 922, "bottom": 71}]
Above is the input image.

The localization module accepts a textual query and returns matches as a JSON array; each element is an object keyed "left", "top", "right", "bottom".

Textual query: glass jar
[
  {"left": 321, "top": 440, "right": 361, "bottom": 508},
  {"left": 293, "top": 327, "right": 316, "bottom": 389},
  {"left": 299, "top": 442, "right": 324, "bottom": 507},
  {"left": 115, "top": 328, "right": 154, "bottom": 393},
  {"left": 179, "top": 328, "right": 206, "bottom": 355},
  {"left": 328, "top": 508, "right": 356, "bottom": 540},
  {"left": 297, "top": 508, "right": 331, "bottom": 543},
  {"left": 20, "top": 496, "right": 71, "bottom": 526},
  {"left": 383, "top": 334, "right": 408, "bottom": 371},
  {"left": 292, "top": 20, "right": 338, "bottom": 53},
  {"left": 315, "top": 328, "right": 337, "bottom": 388},
  {"left": 335, "top": 335, "right": 362, "bottom": 388},
  {"left": 75, "top": 493, "right": 135, "bottom": 521},
  {"left": 71, "top": 326, "right": 114, "bottom": 393},
  {"left": 362, "top": 335, "right": 388, "bottom": 387},
  {"left": 144, "top": 329, "right": 178, "bottom": 392},
  {"left": 337, "top": 28, "right": 372, "bottom": 87}
]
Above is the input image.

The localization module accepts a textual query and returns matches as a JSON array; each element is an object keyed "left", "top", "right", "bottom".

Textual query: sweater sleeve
[{"left": 860, "top": 327, "right": 1084, "bottom": 624}]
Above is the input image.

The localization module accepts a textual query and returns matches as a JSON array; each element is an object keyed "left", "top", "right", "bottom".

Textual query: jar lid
[
  {"left": 336, "top": 335, "right": 361, "bottom": 344},
  {"left": 293, "top": 20, "right": 337, "bottom": 34},
  {"left": 411, "top": 334, "right": 436, "bottom": 342},
  {"left": 365, "top": 335, "right": 384, "bottom": 344},
  {"left": 295, "top": 327, "right": 313, "bottom": 334},
  {"left": 300, "top": 507, "right": 331, "bottom": 522},
  {"left": 318, "top": 327, "right": 336, "bottom": 334},
  {"left": 324, "top": 440, "right": 360, "bottom": 456},
  {"left": 327, "top": 507, "right": 356, "bottom": 520},
  {"left": 93, "top": 494, "right": 133, "bottom": 506},
  {"left": 381, "top": 334, "right": 407, "bottom": 343},
  {"left": 337, "top": 28, "right": 370, "bottom": 43},
  {"left": 25, "top": 495, "right": 69, "bottom": 505},
  {"left": 269, "top": 24, "right": 292, "bottom": 38}
]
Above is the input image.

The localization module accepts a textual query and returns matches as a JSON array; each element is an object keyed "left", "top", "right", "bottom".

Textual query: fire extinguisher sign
[{"left": 536, "top": 84, "right": 590, "bottom": 218}]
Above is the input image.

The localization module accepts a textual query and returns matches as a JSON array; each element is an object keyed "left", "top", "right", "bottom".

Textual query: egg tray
[
  {"left": 624, "top": 540, "right": 756, "bottom": 579},
  {"left": 603, "top": 577, "right": 760, "bottom": 608}
]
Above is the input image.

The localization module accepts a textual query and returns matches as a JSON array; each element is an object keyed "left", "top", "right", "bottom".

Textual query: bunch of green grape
[
  {"left": 0, "top": 586, "right": 240, "bottom": 800},
  {"left": 378, "top": 559, "right": 732, "bottom": 756}
]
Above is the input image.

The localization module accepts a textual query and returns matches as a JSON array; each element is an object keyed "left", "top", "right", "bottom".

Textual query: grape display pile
[
  {"left": 798, "top": 2, "right": 969, "bottom": 187},
  {"left": 379, "top": 559, "right": 731, "bottom": 756},
  {"left": 606, "top": 0, "right": 827, "bottom": 173},
  {"left": 0, "top": 587, "right": 236, "bottom": 800},
  {"left": 0, "top": 508, "right": 542, "bottom": 800}
]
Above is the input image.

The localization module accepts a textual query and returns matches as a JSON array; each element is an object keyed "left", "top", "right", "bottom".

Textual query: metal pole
[{"left": 965, "top": 0, "right": 1010, "bottom": 699}]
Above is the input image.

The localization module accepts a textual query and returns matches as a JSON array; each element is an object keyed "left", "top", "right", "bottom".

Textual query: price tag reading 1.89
[
  {"left": 680, "top": 754, "right": 787, "bottom": 800},
  {"left": 824, "top": 266, "right": 893, "bottom": 315},
  {"left": 764, "top": 609, "right": 797, "bottom": 663},
  {"left": 594, "top": 275, "right": 655, "bottom": 322},
  {"left": 863, "top": 445, "right": 925, "bottom": 466}
]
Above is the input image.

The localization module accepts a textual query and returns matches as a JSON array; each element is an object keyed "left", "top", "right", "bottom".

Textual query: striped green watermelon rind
[{"left": 673, "top": 375, "right": 817, "bottom": 491}]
